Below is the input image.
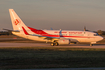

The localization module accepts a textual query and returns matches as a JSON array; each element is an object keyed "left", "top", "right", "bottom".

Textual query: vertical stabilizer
[
  {"left": 9, "top": 9, "right": 28, "bottom": 31},
  {"left": 9, "top": 9, "right": 18, "bottom": 30},
  {"left": 9, "top": 9, "right": 35, "bottom": 35}
]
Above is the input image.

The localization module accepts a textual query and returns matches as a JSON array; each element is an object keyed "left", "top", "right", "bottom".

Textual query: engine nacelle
[{"left": 58, "top": 39, "right": 70, "bottom": 45}]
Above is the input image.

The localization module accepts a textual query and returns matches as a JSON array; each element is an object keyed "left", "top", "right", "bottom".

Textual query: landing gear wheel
[
  {"left": 55, "top": 42, "right": 59, "bottom": 46},
  {"left": 51, "top": 42, "right": 59, "bottom": 46},
  {"left": 51, "top": 43, "right": 55, "bottom": 46}
]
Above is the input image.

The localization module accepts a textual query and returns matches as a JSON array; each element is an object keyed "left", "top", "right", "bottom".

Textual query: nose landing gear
[{"left": 90, "top": 44, "right": 93, "bottom": 46}]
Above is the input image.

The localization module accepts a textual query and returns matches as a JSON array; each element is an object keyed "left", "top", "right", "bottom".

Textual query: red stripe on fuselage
[
  {"left": 28, "top": 27, "right": 59, "bottom": 37},
  {"left": 28, "top": 27, "right": 94, "bottom": 38},
  {"left": 22, "top": 27, "right": 29, "bottom": 35}
]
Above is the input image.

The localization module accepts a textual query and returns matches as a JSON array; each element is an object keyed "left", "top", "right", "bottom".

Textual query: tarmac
[{"left": 0, "top": 42, "right": 105, "bottom": 48}]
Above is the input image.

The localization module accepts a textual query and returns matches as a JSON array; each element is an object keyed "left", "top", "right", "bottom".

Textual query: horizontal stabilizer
[{"left": 3, "top": 28, "right": 20, "bottom": 32}]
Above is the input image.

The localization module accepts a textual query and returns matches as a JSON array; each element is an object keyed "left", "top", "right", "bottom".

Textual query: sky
[{"left": 0, "top": 0, "right": 105, "bottom": 31}]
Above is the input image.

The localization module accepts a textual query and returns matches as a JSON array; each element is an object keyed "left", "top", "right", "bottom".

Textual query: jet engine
[{"left": 57, "top": 39, "right": 70, "bottom": 45}]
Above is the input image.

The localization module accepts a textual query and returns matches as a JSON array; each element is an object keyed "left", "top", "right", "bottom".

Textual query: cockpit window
[{"left": 94, "top": 33, "right": 98, "bottom": 36}]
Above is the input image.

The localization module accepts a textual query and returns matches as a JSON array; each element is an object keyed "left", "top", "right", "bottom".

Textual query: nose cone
[
  {"left": 99, "top": 36, "right": 104, "bottom": 41},
  {"left": 95, "top": 36, "right": 104, "bottom": 42}
]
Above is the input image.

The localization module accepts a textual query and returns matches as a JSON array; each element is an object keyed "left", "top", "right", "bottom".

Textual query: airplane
[{"left": 8, "top": 9, "right": 103, "bottom": 46}]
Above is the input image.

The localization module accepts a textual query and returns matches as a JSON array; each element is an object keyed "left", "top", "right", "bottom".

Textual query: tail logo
[{"left": 14, "top": 19, "right": 20, "bottom": 25}]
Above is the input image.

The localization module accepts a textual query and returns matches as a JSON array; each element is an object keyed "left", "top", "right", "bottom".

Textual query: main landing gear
[{"left": 51, "top": 42, "right": 59, "bottom": 46}]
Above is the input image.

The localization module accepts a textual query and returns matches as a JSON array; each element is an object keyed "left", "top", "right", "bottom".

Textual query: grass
[{"left": 0, "top": 48, "right": 105, "bottom": 69}]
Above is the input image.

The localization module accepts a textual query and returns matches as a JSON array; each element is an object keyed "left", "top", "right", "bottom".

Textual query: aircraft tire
[
  {"left": 55, "top": 42, "right": 59, "bottom": 46},
  {"left": 51, "top": 42, "right": 59, "bottom": 46},
  {"left": 51, "top": 42, "right": 55, "bottom": 46}
]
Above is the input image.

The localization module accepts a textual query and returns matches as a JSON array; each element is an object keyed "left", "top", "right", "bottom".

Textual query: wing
[
  {"left": 30, "top": 34, "right": 60, "bottom": 40},
  {"left": 30, "top": 34, "right": 78, "bottom": 43}
]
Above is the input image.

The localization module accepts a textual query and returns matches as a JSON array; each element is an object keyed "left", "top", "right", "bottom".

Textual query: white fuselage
[{"left": 12, "top": 30, "right": 103, "bottom": 44}]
